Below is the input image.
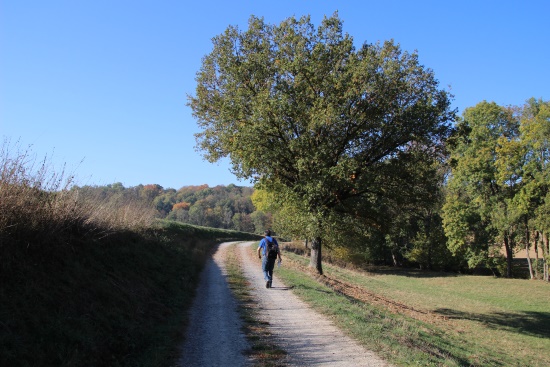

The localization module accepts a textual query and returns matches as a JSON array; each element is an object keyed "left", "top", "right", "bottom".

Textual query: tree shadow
[
  {"left": 290, "top": 283, "right": 333, "bottom": 295},
  {"left": 359, "top": 266, "right": 461, "bottom": 278},
  {"left": 434, "top": 308, "right": 550, "bottom": 339},
  {"left": 270, "top": 286, "right": 292, "bottom": 291}
]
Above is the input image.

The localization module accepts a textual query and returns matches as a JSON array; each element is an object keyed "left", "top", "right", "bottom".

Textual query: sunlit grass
[
  {"left": 0, "top": 140, "right": 157, "bottom": 245},
  {"left": 277, "top": 250, "right": 550, "bottom": 366}
]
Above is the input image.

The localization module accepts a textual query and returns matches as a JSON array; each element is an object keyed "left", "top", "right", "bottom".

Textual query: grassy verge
[
  {"left": 224, "top": 242, "right": 287, "bottom": 366},
  {"left": 327, "top": 263, "right": 550, "bottom": 366},
  {"left": 1, "top": 142, "right": 263, "bottom": 365},
  {"left": 277, "top": 248, "right": 550, "bottom": 367},
  {"left": 0, "top": 221, "right": 260, "bottom": 366}
]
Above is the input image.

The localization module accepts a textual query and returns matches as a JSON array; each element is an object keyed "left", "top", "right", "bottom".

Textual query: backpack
[{"left": 266, "top": 238, "right": 278, "bottom": 260}]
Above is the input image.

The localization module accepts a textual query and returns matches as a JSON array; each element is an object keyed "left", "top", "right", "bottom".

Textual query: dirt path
[
  {"left": 179, "top": 241, "right": 391, "bottom": 366},
  {"left": 237, "top": 241, "right": 390, "bottom": 367},
  {"left": 178, "top": 242, "right": 251, "bottom": 367}
]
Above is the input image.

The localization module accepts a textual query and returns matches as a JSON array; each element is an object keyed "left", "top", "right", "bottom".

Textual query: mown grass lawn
[{"left": 277, "top": 249, "right": 550, "bottom": 367}]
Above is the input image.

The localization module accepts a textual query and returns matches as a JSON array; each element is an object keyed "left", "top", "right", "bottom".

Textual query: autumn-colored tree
[
  {"left": 172, "top": 202, "right": 190, "bottom": 211},
  {"left": 141, "top": 184, "right": 163, "bottom": 202}
]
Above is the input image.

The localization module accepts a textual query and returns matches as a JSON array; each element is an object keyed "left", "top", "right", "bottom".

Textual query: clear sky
[{"left": 1, "top": 1, "right": 548, "bottom": 190}]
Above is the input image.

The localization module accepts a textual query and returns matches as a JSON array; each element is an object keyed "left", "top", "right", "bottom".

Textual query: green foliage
[
  {"left": 156, "top": 219, "right": 261, "bottom": 242},
  {"left": 189, "top": 13, "right": 454, "bottom": 272},
  {"left": 168, "top": 184, "right": 257, "bottom": 230},
  {"left": 519, "top": 98, "right": 550, "bottom": 230},
  {"left": 405, "top": 215, "right": 457, "bottom": 271},
  {"left": 443, "top": 102, "right": 519, "bottom": 275},
  {"left": 443, "top": 99, "right": 550, "bottom": 278}
]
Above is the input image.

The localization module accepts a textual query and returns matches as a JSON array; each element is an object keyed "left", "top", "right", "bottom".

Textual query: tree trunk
[
  {"left": 503, "top": 235, "right": 513, "bottom": 278},
  {"left": 543, "top": 232, "right": 549, "bottom": 282},
  {"left": 526, "top": 225, "right": 534, "bottom": 280},
  {"left": 391, "top": 251, "right": 399, "bottom": 267},
  {"left": 534, "top": 230, "right": 540, "bottom": 279},
  {"left": 309, "top": 236, "right": 323, "bottom": 275}
]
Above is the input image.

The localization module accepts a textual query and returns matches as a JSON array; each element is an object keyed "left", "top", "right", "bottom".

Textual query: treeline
[
  {"left": 73, "top": 98, "right": 549, "bottom": 279},
  {"left": 443, "top": 98, "right": 550, "bottom": 280},
  {"left": 259, "top": 99, "right": 550, "bottom": 279},
  {"left": 182, "top": 15, "right": 548, "bottom": 278},
  {"left": 74, "top": 183, "right": 272, "bottom": 234}
]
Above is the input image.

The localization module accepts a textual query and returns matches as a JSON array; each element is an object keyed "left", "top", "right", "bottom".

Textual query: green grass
[
  {"left": 276, "top": 250, "right": 550, "bottom": 367},
  {"left": 0, "top": 220, "right": 260, "bottom": 366},
  {"left": 322, "top": 263, "right": 549, "bottom": 313}
]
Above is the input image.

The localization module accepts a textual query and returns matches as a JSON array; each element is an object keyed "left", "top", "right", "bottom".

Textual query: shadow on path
[{"left": 268, "top": 286, "right": 293, "bottom": 291}]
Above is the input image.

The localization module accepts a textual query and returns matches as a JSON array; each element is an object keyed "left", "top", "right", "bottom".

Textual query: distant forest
[{"left": 74, "top": 183, "right": 271, "bottom": 234}]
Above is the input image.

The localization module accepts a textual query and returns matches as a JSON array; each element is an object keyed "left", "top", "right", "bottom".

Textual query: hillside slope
[{"left": 0, "top": 220, "right": 261, "bottom": 366}]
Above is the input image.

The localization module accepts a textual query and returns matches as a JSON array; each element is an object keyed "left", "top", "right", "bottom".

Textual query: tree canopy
[
  {"left": 443, "top": 99, "right": 550, "bottom": 279},
  {"left": 189, "top": 13, "right": 455, "bottom": 273}
]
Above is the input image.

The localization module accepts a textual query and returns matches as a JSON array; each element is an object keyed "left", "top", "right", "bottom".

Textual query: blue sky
[{"left": 1, "top": 1, "right": 548, "bottom": 189}]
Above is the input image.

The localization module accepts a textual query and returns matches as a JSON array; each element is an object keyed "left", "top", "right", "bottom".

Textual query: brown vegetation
[{"left": 0, "top": 141, "right": 157, "bottom": 246}]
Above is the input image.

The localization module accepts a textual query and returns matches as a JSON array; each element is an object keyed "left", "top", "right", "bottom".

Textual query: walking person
[{"left": 257, "top": 230, "right": 282, "bottom": 288}]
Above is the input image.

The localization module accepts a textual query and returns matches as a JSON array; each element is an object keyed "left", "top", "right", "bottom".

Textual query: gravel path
[
  {"left": 179, "top": 241, "right": 391, "bottom": 366},
  {"left": 237, "top": 242, "right": 391, "bottom": 367},
  {"left": 178, "top": 242, "right": 251, "bottom": 367}
]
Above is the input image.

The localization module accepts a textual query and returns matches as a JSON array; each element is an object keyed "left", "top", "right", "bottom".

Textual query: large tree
[{"left": 189, "top": 13, "right": 454, "bottom": 273}]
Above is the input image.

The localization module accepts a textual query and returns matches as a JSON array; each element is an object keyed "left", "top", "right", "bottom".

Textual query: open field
[{"left": 277, "top": 244, "right": 550, "bottom": 367}]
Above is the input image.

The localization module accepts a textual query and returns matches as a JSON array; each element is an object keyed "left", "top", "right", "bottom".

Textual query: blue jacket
[{"left": 258, "top": 236, "right": 279, "bottom": 257}]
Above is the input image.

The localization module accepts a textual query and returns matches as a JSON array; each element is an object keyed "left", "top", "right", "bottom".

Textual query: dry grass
[
  {"left": 0, "top": 141, "right": 263, "bottom": 366},
  {"left": 0, "top": 140, "right": 157, "bottom": 244}
]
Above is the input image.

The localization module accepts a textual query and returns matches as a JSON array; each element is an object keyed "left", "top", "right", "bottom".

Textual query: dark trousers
[{"left": 262, "top": 256, "right": 276, "bottom": 281}]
